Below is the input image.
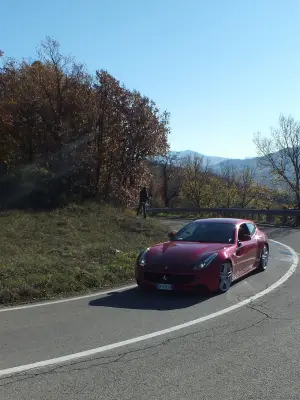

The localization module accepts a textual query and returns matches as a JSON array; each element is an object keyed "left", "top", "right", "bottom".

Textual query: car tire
[
  {"left": 217, "top": 261, "right": 233, "bottom": 294},
  {"left": 257, "top": 244, "right": 269, "bottom": 272}
]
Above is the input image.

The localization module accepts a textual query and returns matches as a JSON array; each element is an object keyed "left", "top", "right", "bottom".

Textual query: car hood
[{"left": 146, "top": 241, "right": 232, "bottom": 271}]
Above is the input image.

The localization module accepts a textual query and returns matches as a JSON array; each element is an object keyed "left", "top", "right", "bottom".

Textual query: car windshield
[{"left": 171, "top": 221, "right": 236, "bottom": 243}]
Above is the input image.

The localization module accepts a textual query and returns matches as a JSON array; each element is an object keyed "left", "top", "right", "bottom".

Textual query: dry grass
[{"left": 0, "top": 203, "right": 168, "bottom": 305}]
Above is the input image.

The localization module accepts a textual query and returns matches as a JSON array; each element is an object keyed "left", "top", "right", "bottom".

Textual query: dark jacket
[{"left": 139, "top": 188, "right": 149, "bottom": 203}]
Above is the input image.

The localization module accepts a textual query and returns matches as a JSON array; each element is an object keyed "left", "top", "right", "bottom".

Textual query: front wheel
[
  {"left": 217, "top": 262, "right": 233, "bottom": 294},
  {"left": 258, "top": 245, "right": 269, "bottom": 272}
]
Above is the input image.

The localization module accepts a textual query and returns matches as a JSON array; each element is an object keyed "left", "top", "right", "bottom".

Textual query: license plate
[{"left": 156, "top": 283, "right": 173, "bottom": 291}]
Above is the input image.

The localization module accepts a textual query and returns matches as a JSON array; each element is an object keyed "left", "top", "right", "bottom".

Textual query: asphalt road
[{"left": 1, "top": 222, "right": 300, "bottom": 399}]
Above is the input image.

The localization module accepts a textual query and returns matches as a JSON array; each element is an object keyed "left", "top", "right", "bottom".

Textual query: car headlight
[
  {"left": 137, "top": 248, "right": 150, "bottom": 267},
  {"left": 193, "top": 252, "right": 218, "bottom": 270}
]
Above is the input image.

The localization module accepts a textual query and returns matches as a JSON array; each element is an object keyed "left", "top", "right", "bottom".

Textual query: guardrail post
[
  {"left": 281, "top": 214, "right": 287, "bottom": 226},
  {"left": 281, "top": 207, "right": 288, "bottom": 226}
]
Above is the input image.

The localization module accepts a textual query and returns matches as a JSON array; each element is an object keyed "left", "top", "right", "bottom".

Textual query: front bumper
[{"left": 136, "top": 267, "right": 219, "bottom": 293}]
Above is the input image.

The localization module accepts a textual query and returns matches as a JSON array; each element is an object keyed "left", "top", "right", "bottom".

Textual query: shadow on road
[{"left": 89, "top": 287, "right": 213, "bottom": 311}]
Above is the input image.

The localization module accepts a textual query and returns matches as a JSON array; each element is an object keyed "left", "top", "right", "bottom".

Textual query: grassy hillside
[{"left": 0, "top": 203, "right": 168, "bottom": 306}]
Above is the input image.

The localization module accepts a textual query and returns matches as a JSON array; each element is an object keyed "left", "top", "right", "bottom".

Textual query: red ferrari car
[{"left": 135, "top": 218, "right": 269, "bottom": 294}]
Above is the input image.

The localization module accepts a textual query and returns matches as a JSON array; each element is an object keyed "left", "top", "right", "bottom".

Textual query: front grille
[{"left": 144, "top": 272, "right": 195, "bottom": 285}]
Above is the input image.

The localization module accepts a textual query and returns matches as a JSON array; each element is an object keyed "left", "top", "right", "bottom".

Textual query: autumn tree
[
  {"left": 93, "top": 71, "right": 169, "bottom": 205},
  {"left": 207, "top": 174, "right": 227, "bottom": 207},
  {"left": 93, "top": 70, "right": 128, "bottom": 199},
  {"left": 180, "top": 155, "right": 215, "bottom": 207},
  {"left": 235, "top": 166, "right": 261, "bottom": 208},
  {"left": 116, "top": 89, "right": 169, "bottom": 203},
  {"left": 218, "top": 161, "right": 238, "bottom": 207},
  {"left": 0, "top": 37, "right": 97, "bottom": 206},
  {"left": 178, "top": 156, "right": 268, "bottom": 210},
  {"left": 156, "top": 153, "right": 182, "bottom": 207},
  {"left": 0, "top": 37, "right": 170, "bottom": 209},
  {"left": 253, "top": 115, "right": 300, "bottom": 209}
]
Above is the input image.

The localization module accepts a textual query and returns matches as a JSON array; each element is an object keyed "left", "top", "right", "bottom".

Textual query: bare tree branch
[
  {"left": 219, "top": 161, "right": 238, "bottom": 207},
  {"left": 253, "top": 115, "right": 300, "bottom": 207},
  {"left": 157, "top": 153, "right": 181, "bottom": 207},
  {"left": 235, "top": 166, "right": 260, "bottom": 208}
]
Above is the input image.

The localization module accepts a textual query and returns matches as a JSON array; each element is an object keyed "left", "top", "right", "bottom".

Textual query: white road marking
[
  {"left": 0, "top": 239, "right": 297, "bottom": 378},
  {"left": 0, "top": 284, "right": 136, "bottom": 313}
]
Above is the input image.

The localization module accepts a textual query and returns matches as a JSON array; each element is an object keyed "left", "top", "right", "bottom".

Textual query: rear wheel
[
  {"left": 217, "top": 262, "right": 233, "bottom": 294},
  {"left": 258, "top": 245, "right": 269, "bottom": 272}
]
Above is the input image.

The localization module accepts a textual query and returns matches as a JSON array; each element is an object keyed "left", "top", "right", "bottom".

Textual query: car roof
[{"left": 193, "top": 217, "right": 255, "bottom": 225}]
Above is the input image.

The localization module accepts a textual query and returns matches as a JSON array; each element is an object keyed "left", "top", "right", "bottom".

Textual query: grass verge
[{"left": 0, "top": 203, "right": 168, "bottom": 306}]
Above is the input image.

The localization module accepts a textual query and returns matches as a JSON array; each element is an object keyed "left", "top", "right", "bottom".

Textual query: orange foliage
[{"left": 0, "top": 37, "right": 169, "bottom": 208}]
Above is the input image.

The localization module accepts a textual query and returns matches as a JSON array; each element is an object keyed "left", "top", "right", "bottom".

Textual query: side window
[
  {"left": 238, "top": 223, "right": 251, "bottom": 241},
  {"left": 246, "top": 223, "right": 256, "bottom": 236}
]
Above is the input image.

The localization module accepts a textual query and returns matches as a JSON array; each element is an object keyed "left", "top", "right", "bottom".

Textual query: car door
[
  {"left": 246, "top": 222, "right": 260, "bottom": 267},
  {"left": 234, "top": 223, "right": 257, "bottom": 276}
]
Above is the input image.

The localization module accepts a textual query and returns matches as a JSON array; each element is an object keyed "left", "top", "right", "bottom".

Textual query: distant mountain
[
  {"left": 169, "top": 150, "right": 230, "bottom": 166},
  {"left": 160, "top": 149, "right": 266, "bottom": 168},
  {"left": 213, "top": 157, "right": 272, "bottom": 183},
  {"left": 168, "top": 150, "right": 274, "bottom": 186},
  {"left": 154, "top": 150, "right": 292, "bottom": 189},
  {"left": 172, "top": 150, "right": 267, "bottom": 170},
  {"left": 214, "top": 157, "right": 259, "bottom": 170}
]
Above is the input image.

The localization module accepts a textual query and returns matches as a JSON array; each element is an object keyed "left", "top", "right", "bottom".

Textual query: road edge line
[
  {"left": 0, "top": 284, "right": 137, "bottom": 313},
  {"left": 0, "top": 238, "right": 297, "bottom": 378}
]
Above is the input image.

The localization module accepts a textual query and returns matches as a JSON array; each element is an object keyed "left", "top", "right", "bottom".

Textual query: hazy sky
[{"left": 2, "top": 0, "right": 300, "bottom": 159}]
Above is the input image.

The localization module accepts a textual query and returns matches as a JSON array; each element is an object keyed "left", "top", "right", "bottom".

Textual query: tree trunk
[{"left": 296, "top": 197, "right": 300, "bottom": 226}]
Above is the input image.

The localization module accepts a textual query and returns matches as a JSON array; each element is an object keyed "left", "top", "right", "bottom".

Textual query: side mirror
[
  {"left": 238, "top": 233, "right": 251, "bottom": 243},
  {"left": 243, "top": 234, "right": 252, "bottom": 241},
  {"left": 168, "top": 231, "right": 177, "bottom": 239}
]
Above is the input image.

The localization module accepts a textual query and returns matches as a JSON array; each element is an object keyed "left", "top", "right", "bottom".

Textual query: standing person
[{"left": 137, "top": 186, "right": 149, "bottom": 219}]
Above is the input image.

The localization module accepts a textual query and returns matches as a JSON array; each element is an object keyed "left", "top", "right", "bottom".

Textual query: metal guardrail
[
  {"left": 148, "top": 207, "right": 300, "bottom": 216},
  {"left": 148, "top": 207, "right": 300, "bottom": 226}
]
